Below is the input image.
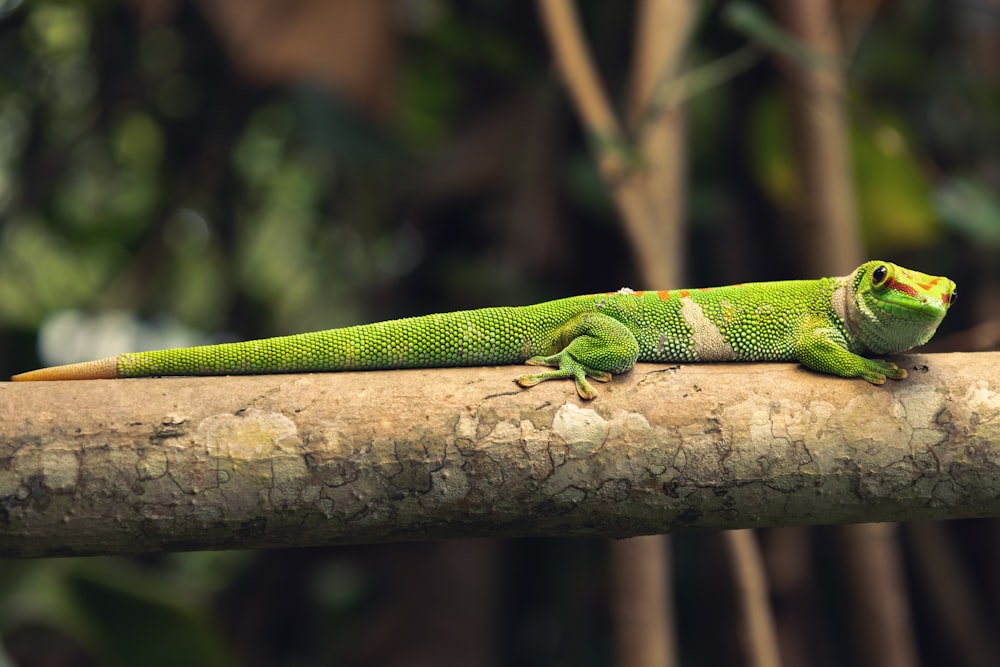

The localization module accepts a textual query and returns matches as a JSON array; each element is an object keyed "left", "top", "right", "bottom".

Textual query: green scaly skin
[{"left": 11, "top": 261, "right": 956, "bottom": 399}]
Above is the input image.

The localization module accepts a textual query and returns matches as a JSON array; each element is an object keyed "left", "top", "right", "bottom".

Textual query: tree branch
[
  {"left": 535, "top": 0, "right": 695, "bottom": 289},
  {"left": 722, "top": 529, "right": 782, "bottom": 667},
  {"left": 772, "top": 0, "right": 863, "bottom": 273},
  {"left": 2, "top": 352, "right": 998, "bottom": 558},
  {"left": 536, "top": 0, "right": 625, "bottom": 176}
]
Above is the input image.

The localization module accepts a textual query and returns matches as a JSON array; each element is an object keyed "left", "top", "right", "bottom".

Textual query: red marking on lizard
[
  {"left": 901, "top": 270, "right": 941, "bottom": 293},
  {"left": 885, "top": 278, "right": 919, "bottom": 299}
]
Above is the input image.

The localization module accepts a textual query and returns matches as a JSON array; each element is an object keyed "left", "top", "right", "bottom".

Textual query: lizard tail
[{"left": 12, "top": 357, "right": 119, "bottom": 381}]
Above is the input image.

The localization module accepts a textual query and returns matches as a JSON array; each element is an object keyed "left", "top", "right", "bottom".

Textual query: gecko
[{"left": 11, "top": 260, "right": 956, "bottom": 399}]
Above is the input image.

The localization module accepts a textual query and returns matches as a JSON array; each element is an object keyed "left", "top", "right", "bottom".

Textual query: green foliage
[
  {"left": 748, "top": 92, "right": 941, "bottom": 253},
  {"left": 0, "top": 218, "right": 120, "bottom": 325},
  {"left": 935, "top": 178, "right": 1000, "bottom": 246},
  {"left": 0, "top": 555, "right": 246, "bottom": 666}
]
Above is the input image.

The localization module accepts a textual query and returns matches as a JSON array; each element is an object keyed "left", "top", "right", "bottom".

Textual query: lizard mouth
[{"left": 875, "top": 297, "right": 949, "bottom": 323}]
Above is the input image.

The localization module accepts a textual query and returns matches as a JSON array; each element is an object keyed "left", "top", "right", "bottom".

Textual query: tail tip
[{"left": 11, "top": 357, "right": 119, "bottom": 381}]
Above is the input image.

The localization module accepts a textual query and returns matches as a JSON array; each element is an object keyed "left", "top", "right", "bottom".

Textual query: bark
[{"left": 1, "top": 352, "right": 999, "bottom": 558}]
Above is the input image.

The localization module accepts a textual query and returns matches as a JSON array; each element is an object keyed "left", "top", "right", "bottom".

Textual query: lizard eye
[
  {"left": 872, "top": 265, "right": 889, "bottom": 286},
  {"left": 948, "top": 288, "right": 957, "bottom": 306}
]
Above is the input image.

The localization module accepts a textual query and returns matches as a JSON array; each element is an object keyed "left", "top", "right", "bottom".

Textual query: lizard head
[{"left": 845, "top": 260, "right": 956, "bottom": 354}]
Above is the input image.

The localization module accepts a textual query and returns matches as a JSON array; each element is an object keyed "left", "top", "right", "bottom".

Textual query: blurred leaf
[
  {"left": 396, "top": 9, "right": 525, "bottom": 149},
  {"left": 232, "top": 104, "right": 297, "bottom": 187},
  {"left": 138, "top": 26, "right": 183, "bottom": 75},
  {"left": 25, "top": 3, "right": 89, "bottom": 62},
  {"left": 161, "top": 551, "right": 256, "bottom": 595},
  {"left": 0, "top": 561, "right": 94, "bottom": 640},
  {"left": 748, "top": 92, "right": 797, "bottom": 206},
  {"left": 0, "top": 553, "right": 253, "bottom": 650},
  {"left": 429, "top": 14, "right": 526, "bottom": 74},
  {"left": 112, "top": 111, "right": 164, "bottom": 167},
  {"left": 934, "top": 178, "right": 1000, "bottom": 246},
  {"left": 0, "top": 557, "right": 239, "bottom": 667},
  {"left": 398, "top": 52, "right": 460, "bottom": 148},
  {"left": 0, "top": 0, "right": 22, "bottom": 20},
  {"left": 0, "top": 219, "right": 118, "bottom": 327},
  {"left": 0, "top": 641, "right": 14, "bottom": 667},
  {"left": 64, "top": 560, "right": 237, "bottom": 667},
  {"left": 291, "top": 86, "right": 402, "bottom": 166},
  {"left": 852, "top": 121, "right": 939, "bottom": 251},
  {"left": 749, "top": 92, "right": 940, "bottom": 252},
  {"left": 156, "top": 73, "right": 201, "bottom": 119},
  {"left": 565, "top": 151, "right": 612, "bottom": 217}
]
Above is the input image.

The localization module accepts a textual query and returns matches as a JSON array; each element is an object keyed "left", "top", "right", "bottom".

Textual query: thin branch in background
[
  {"left": 723, "top": 1, "right": 833, "bottom": 69},
  {"left": 535, "top": 0, "right": 628, "bottom": 180},
  {"left": 772, "top": 0, "right": 861, "bottom": 274},
  {"left": 761, "top": 527, "right": 816, "bottom": 667},
  {"left": 905, "top": 522, "right": 1000, "bottom": 667},
  {"left": 535, "top": 0, "right": 692, "bottom": 289},
  {"left": 625, "top": 0, "right": 695, "bottom": 131},
  {"left": 835, "top": 523, "right": 919, "bottom": 667},
  {"left": 721, "top": 530, "right": 782, "bottom": 667},
  {"left": 610, "top": 536, "right": 674, "bottom": 667},
  {"left": 645, "top": 43, "right": 764, "bottom": 119},
  {"left": 624, "top": 0, "right": 695, "bottom": 289}
]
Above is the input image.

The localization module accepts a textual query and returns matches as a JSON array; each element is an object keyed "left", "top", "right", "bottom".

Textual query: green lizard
[{"left": 11, "top": 260, "right": 955, "bottom": 399}]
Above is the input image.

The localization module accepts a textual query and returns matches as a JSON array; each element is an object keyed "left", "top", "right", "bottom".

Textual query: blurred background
[{"left": 1, "top": 0, "right": 998, "bottom": 665}]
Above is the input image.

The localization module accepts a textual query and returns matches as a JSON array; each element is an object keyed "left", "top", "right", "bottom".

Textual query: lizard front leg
[
  {"left": 794, "top": 322, "right": 907, "bottom": 384},
  {"left": 515, "top": 312, "right": 640, "bottom": 399}
]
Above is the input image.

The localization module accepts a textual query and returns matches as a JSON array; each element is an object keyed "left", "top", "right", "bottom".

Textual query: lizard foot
[
  {"left": 860, "top": 359, "right": 908, "bottom": 384},
  {"left": 516, "top": 354, "right": 612, "bottom": 400}
]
